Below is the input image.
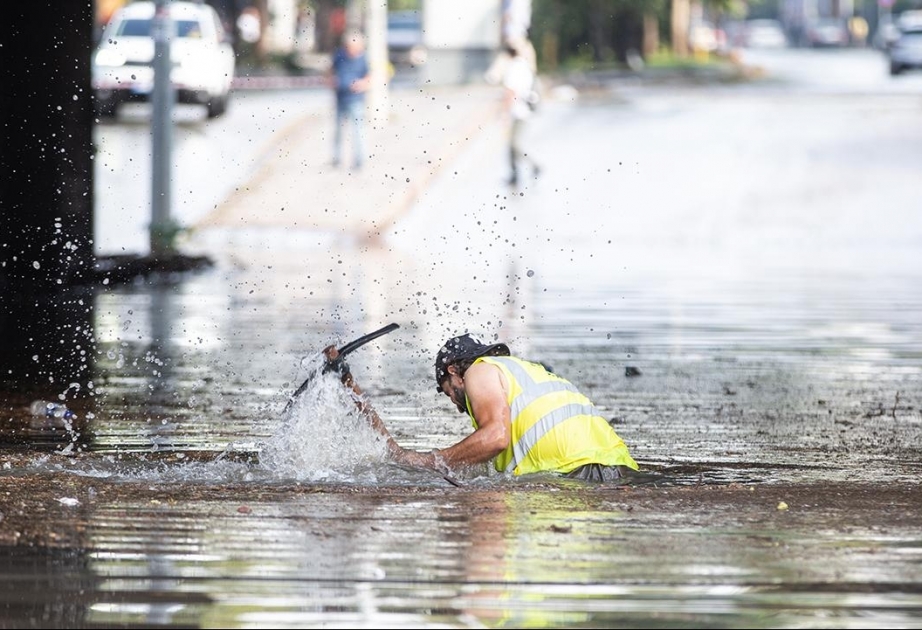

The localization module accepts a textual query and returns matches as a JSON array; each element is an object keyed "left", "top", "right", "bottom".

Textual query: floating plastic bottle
[
  {"left": 30, "top": 400, "right": 75, "bottom": 420},
  {"left": 29, "top": 400, "right": 75, "bottom": 429}
]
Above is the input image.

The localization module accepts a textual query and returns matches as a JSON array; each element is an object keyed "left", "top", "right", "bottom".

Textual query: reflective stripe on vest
[{"left": 485, "top": 356, "right": 602, "bottom": 474}]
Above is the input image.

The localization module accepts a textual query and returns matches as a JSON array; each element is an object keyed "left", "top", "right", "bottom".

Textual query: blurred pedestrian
[
  {"left": 325, "top": 333, "right": 639, "bottom": 481},
  {"left": 502, "top": 40, "right": 541, "bottom": 187},
  {"left": 328, "top": 29, "right": 370, "bottom": 170},
  {"left": 485, "top": 0, "right": 537, "bottom": 84}
]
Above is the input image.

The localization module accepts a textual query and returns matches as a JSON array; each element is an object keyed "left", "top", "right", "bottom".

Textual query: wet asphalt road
[{"left": 2, "top": 47, "right": 922, "bottom": 627}]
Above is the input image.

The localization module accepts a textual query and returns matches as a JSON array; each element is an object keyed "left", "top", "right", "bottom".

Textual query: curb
[{"left": 231, "top": 75, "right": 327, "bottom": 90}]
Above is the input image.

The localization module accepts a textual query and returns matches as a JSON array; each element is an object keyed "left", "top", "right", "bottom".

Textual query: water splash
[{"left": 258, "top": 354, "right": 390, "bottom": 482}]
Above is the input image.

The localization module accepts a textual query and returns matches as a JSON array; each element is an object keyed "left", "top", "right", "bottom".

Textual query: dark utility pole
[{"left": 0, "top": 1, "right": 97, "bottom": 394}]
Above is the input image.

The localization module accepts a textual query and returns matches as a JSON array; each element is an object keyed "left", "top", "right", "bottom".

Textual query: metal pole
[
  {"left": 150, "top": 0, "right": 175, "bottom": 257},
  {"left": 366, "top": 0, "right": 389, "bottom": 129}
]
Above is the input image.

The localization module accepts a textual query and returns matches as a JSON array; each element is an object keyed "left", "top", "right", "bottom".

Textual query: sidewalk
[
  {"left": 183, "top": 60, "right": 757, "bottom": 264},
  {"left": 188, "top": 82, "right": 504, "bottom": 252}
]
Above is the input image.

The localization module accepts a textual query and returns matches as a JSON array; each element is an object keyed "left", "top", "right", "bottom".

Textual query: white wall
[
  {"left": 421, "top": 0, "right": 502, "bottom": 84},
  {"left": 267, "top": 0, "right": 298, "bottom": 54},
  {"left": 422, "top": 0, "right": 501, "bottom": 49}
]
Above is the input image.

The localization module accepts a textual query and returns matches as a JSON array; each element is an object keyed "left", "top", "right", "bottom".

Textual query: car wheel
[{"left": 206, "top": 93, "right": 229, "bottom": 119}]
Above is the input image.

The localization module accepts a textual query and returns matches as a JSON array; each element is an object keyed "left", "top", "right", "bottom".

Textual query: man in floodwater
[{"left": 325, "top": 333, "right": 639, "bottom": 481}]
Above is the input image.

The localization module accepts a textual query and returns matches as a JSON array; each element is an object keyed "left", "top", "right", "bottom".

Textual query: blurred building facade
[
  {"left": 418, "top": 0, "right": 502, "bottom": 85},
  {"left": 93, "top": 0, "right": 505, "bottom": 85}
]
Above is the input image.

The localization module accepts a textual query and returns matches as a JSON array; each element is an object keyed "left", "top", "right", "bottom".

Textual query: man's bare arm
[
  {"left": 323, "top": 345, "right": 403, "bottom": 457},
  {"left": 421, "top": 362, "right": 511, "bottom": 471}
]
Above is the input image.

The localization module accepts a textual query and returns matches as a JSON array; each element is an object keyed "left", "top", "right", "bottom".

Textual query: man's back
[{"left": 474, "top": 356, "right": 638, "bottom": 476}]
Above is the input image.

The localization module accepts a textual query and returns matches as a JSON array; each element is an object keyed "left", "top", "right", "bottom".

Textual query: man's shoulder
[
  {"left": 465, "top": 360, "right": 511, "bottom": 400},
  {"left": 474, "top": 356, "right": 521, "bottom": 377},
  {"left": 468, "top": 358, "right": 509, "bottom": 378}
]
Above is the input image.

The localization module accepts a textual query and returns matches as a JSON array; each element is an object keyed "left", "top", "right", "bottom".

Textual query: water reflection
[
  {"left": 0, "top": 548, "right": 96, "bottom": 627},
  {"left": 3, "top": 477, "right": 921, "bottom": 628}
]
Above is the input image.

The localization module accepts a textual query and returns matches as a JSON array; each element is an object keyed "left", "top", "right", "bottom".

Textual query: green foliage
[
  {"left": 529, "top": 0, "right": 778, "bottom": 70},
  {"left": 645, "top": 47, "right": 721, "bottom": 68},
  {"left": 388, "top": 0, "right": 422, "bottom": 11},
  {"left": 531, "top": 0, "right": 665, "bottom": 69},
  {"left": 734, "top": 0, "right": 779, "bottom": 20},
  {"left": 894, "top": 0, "right": 922, "bottom": 12}
]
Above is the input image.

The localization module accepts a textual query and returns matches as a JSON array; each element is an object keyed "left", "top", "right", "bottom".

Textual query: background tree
[
  {"left": 532, "top": 0, "right": 665, "bottom": 69},
  {"left": 531, "top": 0, "right": 755, "bottom": 69}
]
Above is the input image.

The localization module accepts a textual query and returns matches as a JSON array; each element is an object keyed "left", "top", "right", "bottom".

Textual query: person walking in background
[
  {"left": 328, "top": 29, "right": 370, "bottom": 170},
  {"left": 485, "top": 0, "right": 537, "bottom": 84},
  {"left": 501, "top": 0, "right": 537, "bottom": 72},
  {"left": 502, "top": 40, "right": 541, "bottom": 188}
]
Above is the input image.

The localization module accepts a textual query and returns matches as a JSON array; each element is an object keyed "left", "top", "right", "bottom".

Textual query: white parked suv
[{"left": 93, "top": 1, "right": 235, "bottom": 118}]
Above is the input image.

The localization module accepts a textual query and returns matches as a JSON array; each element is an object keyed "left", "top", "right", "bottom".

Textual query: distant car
[
  {"left": 896, "top": 10, "right": 922, "bottom": 31},
  {"left": 805, "top": 18, "right": 849, "bottom": 48},
  {"left": 92, "top": 1, "right": 235, "bottom": 118},
  {"left": 387, "top": 10, "right": 427, "bottom": 68},
  {"left": 888, "top": 27, "right": 922, "bottom": 75},
  {"left": 744, "top": 19, "right": 787, "bottom": 48}
]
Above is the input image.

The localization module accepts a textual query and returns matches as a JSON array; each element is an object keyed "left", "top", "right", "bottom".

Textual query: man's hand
[
  {"left": 322, "top": 344, "right": 352, "bottom": 386},
  {"left": 393, "top": 448, "right": 432, "bottom": 469},
  {"left": 350, "top": 76, "right": 370, "bottom": 93},
  {"left": 393, "top": 448, "right": 450, "bottom": 474}
]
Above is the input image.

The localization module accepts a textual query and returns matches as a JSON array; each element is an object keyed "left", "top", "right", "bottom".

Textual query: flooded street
[{"left": 2, "top": 48, "right": 922, "bottom": 627}]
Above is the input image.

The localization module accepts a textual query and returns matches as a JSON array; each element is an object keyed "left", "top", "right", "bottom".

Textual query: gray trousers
[
  {"left": 509, "top": 118, "right": 538, "bottom": 177},
  {"left": 565, "top": 463, "right": 633, "bottom": 482}
]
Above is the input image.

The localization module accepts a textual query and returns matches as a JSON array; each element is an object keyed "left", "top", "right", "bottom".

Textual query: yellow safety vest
[{"left": 467, "top": 356, "right": 639, "bottom": 476}]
